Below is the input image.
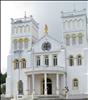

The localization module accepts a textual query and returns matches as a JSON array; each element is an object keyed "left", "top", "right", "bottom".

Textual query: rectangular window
[
  {"left": 44, "top": 55, "right": 49, "bottom": 66},
  {"left": 36, "top": 56, "right": 40, "bottom": 66},
  {"left": 53, "top": 55, "right": 57, "bottom": 66}
]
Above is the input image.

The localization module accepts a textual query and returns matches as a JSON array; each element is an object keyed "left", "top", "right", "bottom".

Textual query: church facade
[{"left": 6, "top": 9, "right": 88, "bottom": 99}]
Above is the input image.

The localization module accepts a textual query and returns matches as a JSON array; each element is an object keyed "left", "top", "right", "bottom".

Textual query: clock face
[{"left": 42, "top": 42, "right": 51, "bottom": 51}]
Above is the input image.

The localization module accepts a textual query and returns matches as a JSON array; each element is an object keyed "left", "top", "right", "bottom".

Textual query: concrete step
[{"left": 34, "top": 95, "right": 65, "bottom": 100}]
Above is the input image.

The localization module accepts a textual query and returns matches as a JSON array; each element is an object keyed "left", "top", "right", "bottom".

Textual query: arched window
[
  {"left": 13, "top": 59, "right": 19, "bottom": 69},
  {"left": 68, "top": 20, "right": 71, "bottom": 29},
  {"left": 26, "top": 25, "right": 30, "bottom": 32},
  {"left": 53, "top": 54, "right": 57, "bottom": 66},
  {"left": 78, "top": 19, "right": 83, "bottom": 28},
  {"left": 36, "top": 56, "right": 40, "bottom": 66},
  {"left": 24, "top": 26, "right": 26, "bottom": 33},
  {"left": 78, "top": 33, "right": 83, "bottom": 44},
  {"left": 19, "top": 38, "right": 23, "bottom": 49},
  {"left": 74, "top": 19, "right": 77, "bottom": 29},
  {"left": 18, "top": 27, "right": 20, "bottom": 33},
  {"left": 21, "top": 58, "right": 26, "bottom": 68},
  {"left": 24, "top": 38, "right": 29, "bottom": 49},
  {"left": 20, "top": 26, "right": 22, "bottom": 33},
  {"left": 73, "top": 20, "right": 75, "bottom": 29},
  {"left": 16, "top": 27, "right": 18, "bottom": 33},
  {"left": 77, "top": 55, "right": 82, "bottom": 65},
  {"left": 73, "top": 78, "right": 78, "bottom": 88},
  {"left": 13, "top": 39, "right": 18, "bottom": 50},
  {"left": 69, "top": 20, "right": 72, "bottom": 30},
  {"left": 65, "top": 34, "right": 70, "bottom": 46},
  {"left": 44, "top": 55, "right": 49, "bottom": 66},
  {"left": 69, "top": 55, "right": 74, "bottom": 66},
  {"left": 18, "top": 80, "right": 23, "bottom": 94},
  {"left": 72, "top": 34, "right": 76, "bottom": 45},
  {"left": 22, "top": 26, "right": 25, "bottom": 33},
  {"left": 21, "top": 26, "right": 24, "bottom": 33}
]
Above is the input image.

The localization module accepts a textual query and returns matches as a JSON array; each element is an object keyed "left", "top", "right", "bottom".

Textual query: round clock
[{"left": 42, "top": 42, "right": 51, "bottom": 51}]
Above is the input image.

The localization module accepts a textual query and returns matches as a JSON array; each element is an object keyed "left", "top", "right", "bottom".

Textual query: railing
[
  {"left": 25, "top": 66, "right": 65, "bottom": 73},
  {"left": 12, "top": 17, "right": 31, "bottom": 23},
  {"left": 34, "top": 66, "right": 64, "bottom": 71},
  {"left": 61, "top": 9, "right": 86, "bottom": 17}
]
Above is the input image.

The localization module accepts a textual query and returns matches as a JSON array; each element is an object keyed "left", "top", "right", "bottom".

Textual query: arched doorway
[
  {"left": 18, "top": 80, "right": 23, "bottom": 95},
  {"left": 41, "top": 78, "right": 52, "bottom": 95}
]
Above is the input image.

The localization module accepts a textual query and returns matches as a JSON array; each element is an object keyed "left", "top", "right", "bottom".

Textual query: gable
[{"left": 33, "top": 35, "right": 62, "bottom": 53}]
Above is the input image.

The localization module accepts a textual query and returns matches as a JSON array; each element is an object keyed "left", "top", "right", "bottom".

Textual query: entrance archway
[{"left": 41, "top": 78, "right": 52, "bottom": 95}]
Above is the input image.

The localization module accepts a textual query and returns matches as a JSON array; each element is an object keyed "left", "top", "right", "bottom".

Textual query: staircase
[
  {"left": 10, "top": 95, "right": 65, "bottom": 100},
  {"left": 33, "top": 95, "right": 65, "bottom": 100}
]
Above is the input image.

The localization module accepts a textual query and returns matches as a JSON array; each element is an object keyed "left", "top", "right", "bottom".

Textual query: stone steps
[
  {"left": 3, "top": 95, "right": 65, "bottom": 100},
  {"left": 34, "top": 95, "right": 65, "bottom": 100}
]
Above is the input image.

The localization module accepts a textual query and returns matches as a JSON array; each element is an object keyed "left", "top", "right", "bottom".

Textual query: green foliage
[
  {"left": 1, "top": 85, "right": 6, "bottom": 94},
  {"left": 0, "top": 73, "right": 7, "bottom": 85},
  {"left": 0, "top": 72, "right": 7, "bottom": 95}
]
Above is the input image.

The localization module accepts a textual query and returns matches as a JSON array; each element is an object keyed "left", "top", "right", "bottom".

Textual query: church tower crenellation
[
  {"left": 11, "top": 15, "right": 39, "bottom": 53},
  {"left": 61, "top": 9, "right": 87, "bottom": 47}
]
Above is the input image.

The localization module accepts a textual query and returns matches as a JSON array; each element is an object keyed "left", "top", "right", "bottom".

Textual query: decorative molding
[
  {"left": 24, "top": 38, "right": 29, "bottom": 42},
  {"left": 18, "top": 38, "right": 24, "bottom": 42},
  {"left": 65, "top": 34, "right": 70, "bottom": 38},
  {"left": 77, "top": 33, "right": 84, "bottom": 37},
  {"left": 71, "top": 34, "right": 76, "bottom": 38}
]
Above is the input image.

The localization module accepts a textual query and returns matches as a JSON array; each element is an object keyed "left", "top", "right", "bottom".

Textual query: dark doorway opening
[{"left": 42, "top": 78, "right": 52, "bottom": 95}]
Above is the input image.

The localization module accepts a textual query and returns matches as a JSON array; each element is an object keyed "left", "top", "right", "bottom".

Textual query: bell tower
[
  {"left": 6, "top": 14, "right": 39, "bottom": 97},
  {"left": 11, "top": 14, "right": 39, "bottom": 53},
  {"left": 61, "top": 9, "right": 88, "bottom": 97},
  {"left": 61, "top": 9, "right": 87, "bottom": 47}
]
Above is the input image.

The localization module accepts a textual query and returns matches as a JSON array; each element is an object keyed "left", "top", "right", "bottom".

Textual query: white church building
[{"left": 6, "top": 9, "right": 88, "bottom": 100}]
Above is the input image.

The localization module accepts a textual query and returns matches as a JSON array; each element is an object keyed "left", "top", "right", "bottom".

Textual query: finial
[
  {"left": 24, "top": 11, "right": 27, "bottom": 19},
  {"left": 44, "top": 24, "right": 48, "bottom": 35}
]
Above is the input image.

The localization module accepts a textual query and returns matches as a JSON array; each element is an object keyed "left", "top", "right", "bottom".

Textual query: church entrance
[{"left": 41, "top": 78, "right": 52, "bottom": 95}]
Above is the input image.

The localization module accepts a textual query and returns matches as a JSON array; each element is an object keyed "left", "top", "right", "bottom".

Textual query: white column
[
  {"left": 32, "top": 74, "right": 35, "bottom": 95},
  {"left": 27, "top": 76, "right": 30, "bottom": 95},
  {"left": 44, "top": 73, "right": 47, "bottom": 95},
  {"left": 24, "top": 76, "right": 28, "bottom": 95},
  {"left": 49, "top": 54, "right": 52, "bottom": 67},
  {"left": 41, "top": 55, "right": 44, "bottom": 66},
  {"left": 63, "top": 74, "right": 65, "bottom": 88},
  {"left": 56, "top": 73, "right": 59, "bottom": 95}
]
